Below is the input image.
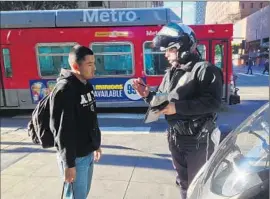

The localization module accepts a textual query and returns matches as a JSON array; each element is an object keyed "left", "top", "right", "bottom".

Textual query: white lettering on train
[
  {"left": 83, "top": 10, "right": 137, "bottom": 23},
  {"left": 94, "top": 90, "right": 123, "bottom": 98},
  {"left": 146, "top": 30, "right": 158, "bottom": 36}
]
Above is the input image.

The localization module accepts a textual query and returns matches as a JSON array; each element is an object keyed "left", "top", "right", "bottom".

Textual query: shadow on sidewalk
[
  {"left": 0, "top": 118, "right": 29, "bottom": 128},
  {"left": 1, "top": 147, "right": 55, "bottom": 153},
  {"left": 1, "top": 141, "right": 36, "bottom": 146},
  {"left": 97, "top": 154, "right": 174, "bottom": 170},
  {"left": 102, "top": 144, "right": 171, "bottom": 158},
  {"left": 1, "top": 143, "right": 174, "bottom": 170},
  {"left": 95, "top": 154, "right": 174, "bottom": 170}
]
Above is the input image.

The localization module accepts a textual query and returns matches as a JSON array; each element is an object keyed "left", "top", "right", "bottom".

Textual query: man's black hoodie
[{"left": 49, "top": 69, "right": 101, "bottom": 168}]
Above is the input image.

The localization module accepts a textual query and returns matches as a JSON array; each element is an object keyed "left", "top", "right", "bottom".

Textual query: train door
[
  {"left": 197, "top": 40, "right": 210, "bottom": 61},
  {"left": 197, "top": 39, "right": 230, "bottom": 103},
  {"left": 0, "top": 45, "right": 19, "bottom": 107},
  {"left": 210, "top": 40, "right": 230, "bottom": 102}
]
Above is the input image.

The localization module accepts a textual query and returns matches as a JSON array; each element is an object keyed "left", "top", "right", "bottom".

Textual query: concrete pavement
[
  {"left": 233, "top": 65, "right": 269, "bottom": 101},
  {"left": 1, "top": 130, "right": 179, "bottom": 199},
  {"left": 1, "top": 100, "right": 268, "bottom": 199}
]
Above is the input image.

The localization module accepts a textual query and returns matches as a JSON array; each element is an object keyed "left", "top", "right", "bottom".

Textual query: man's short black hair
[{"left": 69, "top": 45, "right": 94, "bottom": 64}]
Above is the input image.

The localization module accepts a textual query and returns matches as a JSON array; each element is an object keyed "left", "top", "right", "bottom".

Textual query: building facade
[
  {"left": 233, "top": 5, "right": 269, "bottom": 65},
  {"left": 195, "top": 1, "right": 206, "bottom": 24},
  {"left": 244, "top": 5, "right": 269, "bottom": 53},
  {"left": 240, "top": 1, "right": 269, "bottom": 18},
  {"left": 205, "top": 1, "right": 269, "bottom": 24},
  {"left": 77, "top": 1, "right": 164, "bottom": 9}
]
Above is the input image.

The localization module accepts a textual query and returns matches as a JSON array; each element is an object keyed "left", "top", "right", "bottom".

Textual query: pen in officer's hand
[{"left": 138, "top": 82, "right": 147, "bottom": 87}]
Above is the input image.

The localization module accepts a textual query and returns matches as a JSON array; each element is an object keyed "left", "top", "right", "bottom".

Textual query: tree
[
  {"left": 232, "top": 44, "right": 240, "bottom": 54},
  {"left": 0, "top": 1, "right": 78, "bottom": 11}
]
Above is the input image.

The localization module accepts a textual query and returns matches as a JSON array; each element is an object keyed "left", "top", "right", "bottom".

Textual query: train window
[
  {"left": 2, "top": 48, "right": 13, "bottom": 77},
  {"left": 197, "top": 44, "right": 206, "bottom": 60},
  {"left": 143, "top": 41, "right": 170, "bottom": 76},
  {"left": 36, "top": 44, "right": 76, "bottom": 77},
  {"left": 215, "top": 44, "right": 224, "bottom": 69},
  {"left": 91, "top": 42, "right": 134, "bottom": 76}
]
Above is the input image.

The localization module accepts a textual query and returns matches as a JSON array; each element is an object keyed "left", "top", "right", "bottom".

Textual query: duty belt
[
  {"left": 169, "top": 114, "right": 217, "bottom": 161},
  {"left": 170, "top": 115, "right": 216, "bottom": 137}
]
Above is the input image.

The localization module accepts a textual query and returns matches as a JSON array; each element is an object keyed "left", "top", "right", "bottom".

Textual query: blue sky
[{"left": 163, "top": 1, "right": 195, "bottom": 25}]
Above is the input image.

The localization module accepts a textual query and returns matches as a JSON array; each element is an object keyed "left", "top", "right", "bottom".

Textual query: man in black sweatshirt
[{"left": 49, "top": 45, "right": 101, "bottom": 199}]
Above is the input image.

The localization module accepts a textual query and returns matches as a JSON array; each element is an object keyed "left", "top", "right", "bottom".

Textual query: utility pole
[{"left": 181, "top": 1, "right": 183, "bottom": 21}]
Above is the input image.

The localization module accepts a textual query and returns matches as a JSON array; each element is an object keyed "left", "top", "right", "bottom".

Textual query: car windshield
[{"left": 203, "top": 103, "right": 269, "bottom": 197}]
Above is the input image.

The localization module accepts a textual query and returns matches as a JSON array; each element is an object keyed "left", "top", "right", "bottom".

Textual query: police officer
[{"left": 133, "top": 23, "right": 223, "bottom": 199}]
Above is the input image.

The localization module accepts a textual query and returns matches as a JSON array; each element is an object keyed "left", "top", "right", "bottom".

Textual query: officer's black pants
[{"left": 167, "top": 130, "right": 215, "bottom": 199}]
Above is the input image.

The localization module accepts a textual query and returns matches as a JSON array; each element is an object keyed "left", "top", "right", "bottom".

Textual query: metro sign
[{"left": 83, "top": 10, "right": 138, "bottom": 23}]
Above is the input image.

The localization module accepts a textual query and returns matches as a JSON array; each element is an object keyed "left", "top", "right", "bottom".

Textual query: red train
[{"left": 0, "top": 8, "right": 239, "bottom": 109}]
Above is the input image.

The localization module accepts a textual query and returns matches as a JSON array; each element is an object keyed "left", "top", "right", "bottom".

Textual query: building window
[
  {"left": 242, "top": 3, "right": 245, "bottom": 9},
  {"left": 36, "top": 43, "right": 76, "bottom": 77},
  {"left": 143, "top": 41, "right": 170, "bottom": 76},
  {"left": 152, "top": 1, "right": 164, "bottom": 7},
  {"left": 88, "top": 1, "right": 103, "bottom": 7},
  {"left": 251, "top": 3, "right": 253, "bottom": 8},
  {"left": 91, "top": 42, "right": 134, "bottom": 76},
  {"left": 2, "top": 48, "right": 13, "bottom": 77}
]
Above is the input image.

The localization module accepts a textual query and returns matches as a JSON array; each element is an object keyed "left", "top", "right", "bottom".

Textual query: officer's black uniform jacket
[{"left": 145, "top": 59, "right": 223, "bottom": 126}]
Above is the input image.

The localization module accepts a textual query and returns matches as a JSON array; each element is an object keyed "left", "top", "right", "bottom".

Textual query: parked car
[{"left": 187, "top": 102, "right": 269, "bottom": 199}]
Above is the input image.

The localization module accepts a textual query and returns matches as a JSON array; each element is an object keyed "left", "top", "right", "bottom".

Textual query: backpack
[
  {"left": 27, "top": 93, "right": 55, "bottom": 148},
  {"left": 27, "top": 79, "right": 74, "bottom": 148}
]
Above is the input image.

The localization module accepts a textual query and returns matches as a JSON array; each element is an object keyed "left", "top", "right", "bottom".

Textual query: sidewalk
[
  {"left": 233, "top": 64, "right": 269, "bottom": 75},
  {"left": 1, "top": 100, "right": 268, "bottom": 198},
  {"left": 1, "top": 130, "right": 179, "bottom": 199}
]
